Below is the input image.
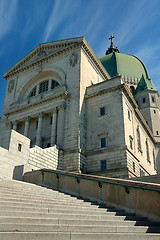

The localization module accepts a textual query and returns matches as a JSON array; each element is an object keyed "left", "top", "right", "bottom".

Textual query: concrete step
[
  {"left": 0, "top": 223, "right": 159, "bottom": 233},
  {"left": 0, "top": 210, "right": 150, "bottom": 221},
  {"left": 0, "top": 201, "right": 112, "bottom": 212},
  {"left": 0, "top": 178, "right": 159, "bottom": 238},
  {"left": 0, "top": 232, "right": 160, "bottom": 240},
  {"left": 0, "top": 216, "right": 154, "bottom": 226}
]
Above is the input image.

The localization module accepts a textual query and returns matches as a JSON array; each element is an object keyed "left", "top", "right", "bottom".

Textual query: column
[
  {"left": 51, "top": 109, "right": 57, "bottom": 146},
  {"left": 24, "top": 117, "right": 30, "bottom": 137},
  {"left": 57, "top": 104, "right": 65, "bottom": 148},
  {"left": 36, "top": 112, "right": 43, "bottom": 146},
  {"left": 12, "top": 121, "right": 17, "bottom": 131}
]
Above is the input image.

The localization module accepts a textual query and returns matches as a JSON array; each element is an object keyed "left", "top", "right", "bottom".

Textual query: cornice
[
  {"left": 4, "top": 91, "right": 69, "bottom": 117},
  {"left": 3, "top": 37, "right": 110, "bottom": 81},
  {"left": 85, "top": 84, "right": 123, "bottom": 100}
]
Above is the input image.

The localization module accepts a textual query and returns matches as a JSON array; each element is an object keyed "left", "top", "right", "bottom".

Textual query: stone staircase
[{"left": 0, "top": 178, "right": 160, "bottom": 240}]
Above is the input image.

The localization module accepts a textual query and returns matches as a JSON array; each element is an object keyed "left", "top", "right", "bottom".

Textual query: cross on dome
[
  {"left": 106, "top": 34, "right": 119, "bottom": 55},
  {"left": 109, "top": 35, "right": 114, "bottom": 45}
]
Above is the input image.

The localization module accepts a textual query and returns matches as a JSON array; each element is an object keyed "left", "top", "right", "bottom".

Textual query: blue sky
[{"left": 0, "top": 0, "right": 160, "bottom": 116}]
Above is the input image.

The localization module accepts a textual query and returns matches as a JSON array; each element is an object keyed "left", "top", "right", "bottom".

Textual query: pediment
[{"left": 4, "top": 37, "right": 84, "bottom": 78}]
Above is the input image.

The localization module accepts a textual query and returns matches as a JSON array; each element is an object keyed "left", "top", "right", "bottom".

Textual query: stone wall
[
  {"left": 29, "top": 145, "right": 59, "bottom": 170},
  {"left": 0, "top": 130, "right": 59, "bottom": 180}
]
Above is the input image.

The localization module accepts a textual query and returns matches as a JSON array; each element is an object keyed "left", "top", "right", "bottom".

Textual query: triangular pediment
[
  {"left": 3, "top": 36, "right": 110, "bottom": 80},
  {"left": 3, "top": 37, "right": 84, "bottom": 78}
]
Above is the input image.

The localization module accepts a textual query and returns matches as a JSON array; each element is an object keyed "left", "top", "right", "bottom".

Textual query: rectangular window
[
  {"left": 152, "top": 96, "right": 155, "bottom": 102},
  {"left": 133, "top": 162, "right": 135, "bottom": 172},
  {"left": 50, "top": 117, "right": 53, "bottom": 124},
  {"left": 156, "top": 131, "right": 159, "bottom": 135},
  {"left": 154, "top": 110, "right": 156, "bottom": 114},
  {"left": 129, "top": 136, "right": 133, "bottom": 150},
  {"left": 101, "top": 160, "right": 106, "bottom": 172},
  {"left": 142, "top": 97, "right": 146, "bottom": 103},
  {"left": 100, "top": 107, "right": 105, "bottom": 116},
  {"left": 128, "top": 110, "right": 131, "bottom": 120},
  {"left": 101, "top": 138, "right": 106, "bottom": 148},
  {"left": 18, "top": 143, "right": 22, "bottom": 152}
]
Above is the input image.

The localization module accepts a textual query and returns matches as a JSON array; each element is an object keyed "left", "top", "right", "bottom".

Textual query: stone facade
[{"left": 0, "top": 37, "right": 159, "bottom": 179}]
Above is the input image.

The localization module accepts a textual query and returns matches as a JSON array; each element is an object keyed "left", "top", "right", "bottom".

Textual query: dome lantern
[{"left": 106, "top": 35, "right": 119, "bottom": 55}]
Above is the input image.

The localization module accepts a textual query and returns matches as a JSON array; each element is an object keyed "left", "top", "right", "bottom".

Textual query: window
[
  {"left": 153, "top": 149, "right": 157, "bottom": 171},
  {"left": 51, "top": 80, "right": 59, "bottom": 89},
  {"left": 129, "top": 136, "right": 133, "bottom": 150},
  {"left": 100, "top": 107, "right": 105, "bottom": 116},
  {"left": 18, "top": 143, "right": 22, "bottom": 152},
  {"left": 156, "top": 131, "right": 159, "bottom": 135},
  {"left": 101, "top": 160, "right": 106, "bottom": 172},
  {"left": 39, "top": 80, "right": 49, "bottom": 94},
  {"left": 128, "top": 110, "right": 131, "bottom": 120},
  {"left": 142, "top": 97, "right": 146, "bottom": 103},
  {"left": 101, "top": 138, "right": 106, "bottom": 148},
  {"left": 29, "top": 86, "right": 36, "bottom": 97},
  {"left": 137, "top": 126, "right": 141, "bottom": 152},
  {"left": 50, "top": 117, "right": 53, "bottom": 124},
  {"left": 133, "top": 162, "right": 135, "bottom": 172},
  {"left": 146, "top": 139, "right": 150, "bottom": 163},
  {"left": 154, "top": 110, "right": 156, "bottom": 114},
  {"left": 152, "top": 96, "right": 155, "bottom": 102}
]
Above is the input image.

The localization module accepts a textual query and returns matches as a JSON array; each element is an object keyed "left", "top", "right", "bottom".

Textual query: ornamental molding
[
  {"left": 8, "top": 79, "right": 15, "bottom": 93},
  {"left": 3, "top": 37, "right": 110, "bottom": 81},
  {"left": 4, "top": 91, "right": 69, "bottom": 118},
  {"left": 69, "top": 53, "right": 78, "bottom": 67}
]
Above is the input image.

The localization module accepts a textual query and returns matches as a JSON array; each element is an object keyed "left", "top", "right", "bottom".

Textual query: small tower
[{"left": 134, "top": 75, "right": 160, "bottom": 141}]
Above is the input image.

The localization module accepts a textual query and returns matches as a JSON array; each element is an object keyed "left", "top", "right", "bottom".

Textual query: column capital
[
  {"left": 25, "top": 116, "right": 30, "bottom": 121},
  {"left": 57, "top": 103, "right": 66, "bottom": 111},
  {"left": 38, "top": 112, "right": 43, "bottom": 117}
]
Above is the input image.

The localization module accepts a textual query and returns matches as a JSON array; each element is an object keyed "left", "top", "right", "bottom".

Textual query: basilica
[{"left": 0, "top": 36, "right": 159, "bottom": 179}]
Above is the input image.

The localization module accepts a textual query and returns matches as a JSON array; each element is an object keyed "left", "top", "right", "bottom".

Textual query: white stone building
[{"left": 0, "top": 36, "right": 160, "bottom": 179}]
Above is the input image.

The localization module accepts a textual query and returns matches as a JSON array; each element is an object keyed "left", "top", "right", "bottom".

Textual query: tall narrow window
[
  {"left": 143, "top": 97, "right": 146, "bottom": 103},
  {"left": 146, "top": 139, "right": 150, "bottom": 163},
  {"left": 101, "top": 160, "right": 106, "bottom": 172},
  {"left": 137, "top": 126, "right": 141, "bottom": 152},
  {"left": 153, "top": 149, "right": 157, "bottom": 171},
  {"left": 152, "top": 96, "right": 155, "bottom": 102},
  {"left": 101, "top": 138, "right": 106, "bottom": 148},
  {"left": 100, "top": 107, "right": 105, "bottom": 116},
  {"left": 129, "top": 136, "right": 133, "bottom": 150},
  {"left": 39, "top": 80, "right": 49, "bottom": 94}
]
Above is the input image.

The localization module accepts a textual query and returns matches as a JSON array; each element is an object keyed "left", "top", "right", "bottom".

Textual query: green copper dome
[{"left": 99, "top": 52, "right": 149, "bottom": 80}]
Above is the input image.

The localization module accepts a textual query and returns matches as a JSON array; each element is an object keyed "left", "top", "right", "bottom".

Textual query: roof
[
  {"left": 99, "top": 52, "right": 149, "bottom": 80},
  {"left": 135, "top": 75, "right": 157, "bottom": 94}
]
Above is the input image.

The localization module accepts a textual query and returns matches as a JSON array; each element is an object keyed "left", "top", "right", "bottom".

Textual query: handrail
[{"left": 40, "top": 169, "right": 160, "bottom": 193}]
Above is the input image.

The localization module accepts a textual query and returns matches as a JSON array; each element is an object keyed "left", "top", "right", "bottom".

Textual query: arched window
[
  {"left": 137, "top": 126, "right": 141, "bottom": 152},
  {"left": 51, "top": 80, "right": 59, "bottom": 89},
  {"left": 29, "top": 86, "right": 36, "bottom": 98},
  {"left": 39, "top": 80, "right": 49, "bottom": 94},
  {"left": 146, "top": 139, "right": 150, "bottom": 163}
]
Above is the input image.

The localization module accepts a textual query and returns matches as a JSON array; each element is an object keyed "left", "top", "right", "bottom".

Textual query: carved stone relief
[
  {"left": 69, "top": 53, "right": 78, "bottom": 67},
  {"left": 8, "top": 79, "right": 15, "bottom": 93}
]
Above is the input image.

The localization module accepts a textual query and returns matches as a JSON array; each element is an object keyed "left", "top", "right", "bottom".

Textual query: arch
[{"left": 17, "top": 67, "right": 65, "bottom": 101}]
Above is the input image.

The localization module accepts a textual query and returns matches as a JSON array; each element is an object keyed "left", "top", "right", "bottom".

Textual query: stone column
[
  {"left": 51, "top": 109, "right": 57, "bottom": 146},
  {"left": 36, "top": 112, "right": 43, "bottom": 146},
  {"left": 24, "top": 117, "right": 30, "bottom": 137},
  {"left": 57, "top": 104, "right": 65, "bottom": 148},
  {"left": 12, "top": 121, "right": 17, "bottom": 131}
]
